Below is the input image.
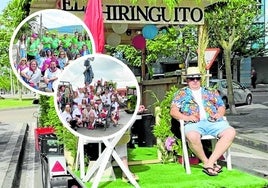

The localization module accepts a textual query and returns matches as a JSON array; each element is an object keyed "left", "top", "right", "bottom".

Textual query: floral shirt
[{"left": 171, "top": 87, "right": 225, "bottom": 120}]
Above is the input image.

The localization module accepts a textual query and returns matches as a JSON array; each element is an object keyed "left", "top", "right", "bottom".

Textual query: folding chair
[{"left": 179, "top": 117, "right": 232, "bottom": 174}]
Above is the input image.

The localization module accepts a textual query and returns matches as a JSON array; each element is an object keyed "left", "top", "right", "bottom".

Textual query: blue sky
[
  {"left": 0, "top": 1, "right": 80, "bottom": 29},
  {"left": 0, "top": 0, "right": 10, "bottom": 13},
  {"left": 41, "top": 10, "right": 83, "bottom": 29},
  {"left": 59, "top": 54, "right": 138, "bottom": 90}
]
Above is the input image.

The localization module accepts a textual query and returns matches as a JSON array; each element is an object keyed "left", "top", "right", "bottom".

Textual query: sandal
[
  {"left": 122, "top": 173, "right": 139, "bottom": 183},
  {"left": 214, "top": 164, "right": 223, "bottom": 173},
  {"left": 202, "top": 167, "right": 218, "bottom": 176}
]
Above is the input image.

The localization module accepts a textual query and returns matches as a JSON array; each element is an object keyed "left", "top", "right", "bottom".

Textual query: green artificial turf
[
  {"left": 75, "top": 163, "right": 268, "bottom": 188},
  {"left": 72, "top": 147, "right": 268, "bottom": 188},
  {"left": 128, "top": 146, "right": 158, "bottom": 161},
  {"left": 0, "top": 98, "right": 34, "bottom": 109}
]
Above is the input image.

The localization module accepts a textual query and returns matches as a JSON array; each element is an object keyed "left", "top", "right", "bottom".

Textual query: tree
[
  {"left": 232, "top": 23, "right": 268, "bottom": 57},
  {"left": 107, "top": 25, "right": 198, "bottom": 80},
  {"left": 205, "top": 0, "right": 259, "bottom": 114},
  {"left": 197, "top": 22, "right": 209, "bottom": 83},
  {"left": 0, "top": 0, "right": 31, "bottom": 95}
]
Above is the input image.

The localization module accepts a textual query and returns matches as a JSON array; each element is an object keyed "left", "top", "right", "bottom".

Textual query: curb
[
  {"left": 218, "top": 160, "right": 268, "bottom": 180},
  {"left": 0, "top": 106, "right": 38, "bottom": 112},
  {"left": 1, "top": 123, "right": 29, "bottom": 188},
  {"left": 234, "top": 135, "right": 268, "bottom": 153},
  {"left": 251, "top": 90, "right": 268, "bottom": 92},
  {"left": 231, "top": 163, "right": 268, "bottom": 180}
]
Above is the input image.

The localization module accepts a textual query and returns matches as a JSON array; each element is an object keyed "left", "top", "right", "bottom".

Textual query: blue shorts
[{"left": 184, "top": 119, "right": 231, "bottom": 138}]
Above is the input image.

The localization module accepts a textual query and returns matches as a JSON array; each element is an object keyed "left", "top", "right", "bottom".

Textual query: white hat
[{"left": 184, "top": 67, "right": 202, "bottom": 78}]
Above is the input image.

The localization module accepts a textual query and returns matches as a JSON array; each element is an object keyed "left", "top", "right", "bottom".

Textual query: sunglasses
[{"left": 187, "top": 77, "right": 201, "bottom": 81}]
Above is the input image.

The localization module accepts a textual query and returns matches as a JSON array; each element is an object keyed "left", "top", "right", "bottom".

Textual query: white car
[{"left": 209, "top": 79, "right": 253, "bottom": 106}]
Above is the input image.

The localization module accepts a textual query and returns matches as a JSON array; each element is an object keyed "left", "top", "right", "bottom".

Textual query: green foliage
[
  {"left": 112, "top": 45, "right": 142, "bottom": 67},
  {"left": 0, "top": 0, "right": 31, "bottom": 91},
  {"left": 206, "top": 0, "right": 259, "bottom": 51},
  {"left": 39, "top": 95, "right": 50, "bottom": 126},
  {"left": 0, "top": 98, "right": 34, "bottom": 109},
  {"left": 0, "top": 75, "right": 10, "bottom": 91},
  {"left": 107, "top": 25, "right": 198, "bottom": 69},
  {"left": 130, "top": 0, "right": 203, "bottom": 10},
  {"left": 106, "top": 80, "right": 117, "bottom": 89},
  {"left": 147, "top": 26, "right": 197, "bottom": 64},
  {"left": 205, "top": 0, "right": 259, "bottom": 114},
  {"left": 153, "top": 86, "right": 182, "bottom": 163},
  {"left": 127, "top": 95, "right": 137, "bottom": 110},
  {"left": 143, "top": 89, "right": 160, "bottom": 108},
  {"left": 232, "top": 23, "right": 267, "bottom": 57},
  {"left": 153, "top": 86, "right": 178, "bottom": 140}
]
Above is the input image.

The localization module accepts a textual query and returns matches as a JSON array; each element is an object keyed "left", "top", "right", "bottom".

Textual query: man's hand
[
  {"left": 210, "top": 113, "right": 221, "bottom": 120},
  {"left": 186, "top": 114, "right": 200, "bottom": 123}
]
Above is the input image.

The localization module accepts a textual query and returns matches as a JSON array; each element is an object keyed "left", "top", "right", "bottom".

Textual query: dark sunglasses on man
[{"left": 187, "top": 77, "right": 201, "bottom": 81}]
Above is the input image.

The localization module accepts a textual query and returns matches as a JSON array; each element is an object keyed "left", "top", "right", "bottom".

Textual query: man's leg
[
  {"left": 186, "top": 131, "right": 209, "bottom": 165},
  {"left": 207, "top": 127, "right": 236, "bottom": 167},
  {"left": 185, "top": 121, "right": 220, "bottom": 175}
]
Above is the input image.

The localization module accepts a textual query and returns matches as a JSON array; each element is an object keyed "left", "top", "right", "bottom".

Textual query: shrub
[{"left": 153, "top": 85, "right": 182, "bottom": 163}]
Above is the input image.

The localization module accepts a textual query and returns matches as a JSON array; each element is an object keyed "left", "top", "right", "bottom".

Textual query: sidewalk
[
  {"left": 0, "top": 93, "right": 37, "bottom": 100},
  {"left": 250, "top": 83, "right": 268, "bottom": 92},
  {"left": 228, "top": 83, "right": 268, "bottom": 153},
  {"left": 226, "top": 103, "right": 268, "bottom": 178},
  {"left": 227, "top": 103, "right": 268, "bottom": 152},
  {"left": 0, "top": 107, "right": 37, "bottom": 188},
  {"left": 0, "top": 122, "right": 28, "bottom": 188}
]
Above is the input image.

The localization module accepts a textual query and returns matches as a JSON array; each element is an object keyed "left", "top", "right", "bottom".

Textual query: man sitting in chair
[{"left": 170, "top": 67, "right": 236, "bottom": 176}]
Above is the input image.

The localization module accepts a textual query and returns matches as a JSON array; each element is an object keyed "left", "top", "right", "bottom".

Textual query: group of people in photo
[
  {"left": 14, "top": 30, "right": 92, "bottom": 92},
  {"left": 58, "top": 79, "right": 126, "bottom": 131}
]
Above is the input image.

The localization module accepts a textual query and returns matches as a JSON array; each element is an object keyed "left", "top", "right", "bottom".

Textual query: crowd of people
[
  {"left": 58, "top": 79, "right": 126, "bottom": 131},
  {"left": 14, "top": 31, "right": 92, "bottom": 92}
]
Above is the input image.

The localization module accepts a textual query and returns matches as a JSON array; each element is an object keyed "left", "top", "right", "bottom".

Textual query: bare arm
[{"left": 20, "top": 72, "right": 30, "bottom": 81}]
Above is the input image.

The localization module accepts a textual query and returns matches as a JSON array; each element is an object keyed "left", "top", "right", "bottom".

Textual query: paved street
[
  {"left": 226, "top": 104, "right": 268, "bottom": 178},
  {"left": 18, "top": 122, "right": 42, "bottom": 188},
  {"left": 0, "top": 107, "right": 39, "bottom": 188},
  {"left": 0, "top": 106, "right": 39, "bottom": 124},
  {"left": 224, "top": 84, "right": 268, "bottom": 178}
]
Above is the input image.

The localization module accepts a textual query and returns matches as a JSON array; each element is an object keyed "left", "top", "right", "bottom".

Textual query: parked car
[{"left": 209, "top": 79, "right": 253, "bottom": 106}]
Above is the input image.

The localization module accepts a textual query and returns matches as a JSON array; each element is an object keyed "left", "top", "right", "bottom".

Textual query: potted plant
[{"left": 152, "top": 86, "right": 181, "bottom": 163}]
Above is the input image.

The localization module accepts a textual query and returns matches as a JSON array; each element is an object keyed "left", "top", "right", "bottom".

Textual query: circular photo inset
[
  {"left": 9, "top": 9, "right": 95, "bottom": 96},
  {"left": 54, "top": 54, "right": 140, "bottom": 141}
]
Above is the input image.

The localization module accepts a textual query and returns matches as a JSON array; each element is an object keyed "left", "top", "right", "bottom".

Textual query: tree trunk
[
  {"left": 197, "top": 24, "right": 209, "bottom": 86},
  {"left": 223, "top": 46, "right": 238, "bottom": 114},
  {"left": 141, "top": 48, "right": 146, "bottom": 81}
]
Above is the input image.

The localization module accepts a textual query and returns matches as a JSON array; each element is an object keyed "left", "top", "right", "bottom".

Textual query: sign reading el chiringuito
[{"left": 61, "top": 0, "right": 204, "bottom": 25}]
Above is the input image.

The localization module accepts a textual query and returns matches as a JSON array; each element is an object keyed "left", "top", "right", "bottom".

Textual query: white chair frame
[{"left": 179, "top": 117, "right": 232, "bottom": 174}]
